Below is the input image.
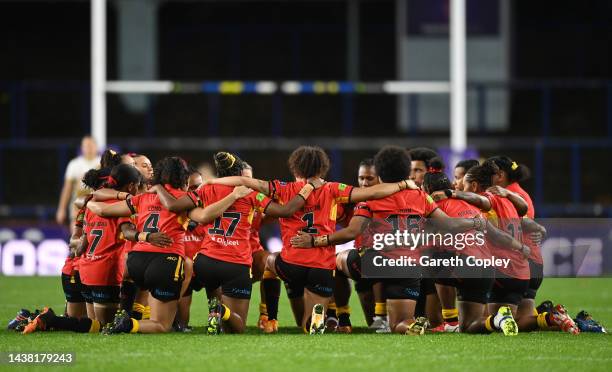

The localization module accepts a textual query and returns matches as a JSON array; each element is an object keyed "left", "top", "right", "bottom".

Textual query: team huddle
[{"left": 9, "top": 145, "right": 607, "bottom": 336}]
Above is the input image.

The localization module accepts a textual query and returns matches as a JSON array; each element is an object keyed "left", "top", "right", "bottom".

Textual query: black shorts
[
  {"left": 275, "top": 254, "right": 334, "bottom": 298},
  {"left": 193, "top": 254, "right": 252, "bottom": 299},
  {"left": 383, "top": 277, "right": 421, "bottom": 300},
  {"left": 455, "top": 263, "right": 495, "bottom": 304},
  {"left": 62, "top": 271, "right": 85, "bottom": 303},
  {"left": 81, "top": 284, "right": 120, "bottom": 304},
  {"left": 524, "top": 260, "right": 544, "bottom": 300},
  {"left": 345, "top": 249, "right": 363, "bottom": 280},
  {"left": 489, "top": 271, "right": 530, "bottom": 306},
  {"left": 127, "top": 251, "right": 185, "bottom": 302}
]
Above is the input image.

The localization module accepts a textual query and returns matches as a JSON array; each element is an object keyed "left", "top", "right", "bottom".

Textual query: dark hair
[
  {"left": 408, "top": 147, "right": 438, "bottom": 167},
  {"left": 100, "top": 149, "right": 123, "bottom": 169},
  {"left": 374, "top": 146, "right": 412, "bottom": 183},
  {"left": 214, "top": 151, "right": 245, "bottom": 177},
  {"left": 455, "top": 159, "right": 480, "bottom": 173},
  {"left": 287, "top": 146, "right": 330, "bottom": 179},
  {"left": 82, "top": 164, "right": 140, "bottom": 191},
  {"left": 464, "top": 161, "right": 499, "bottom": 190},
  {"left": 187, "top": 165, "right": 201, "bottom": 176},
  {"left": 423, "top": 157, "right": 452, "bottom": 193},
  {"left": 486, "top": 156, "right": 530, "bottom": 183},
  {"left": 359, "top": 158, "right": 374, "bottom": 168},
  {"left": 152, "top": 157, "right": 189, "bottom": 189}
]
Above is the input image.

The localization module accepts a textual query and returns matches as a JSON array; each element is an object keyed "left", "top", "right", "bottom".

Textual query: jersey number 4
[
  {"left": 208, "top": 212, "right": 241, "bottom": 237},
  {"left": 143, "top": 213, "right": 160, "bottom": 233}
]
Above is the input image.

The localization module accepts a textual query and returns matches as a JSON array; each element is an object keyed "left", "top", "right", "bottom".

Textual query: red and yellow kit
[
  {"left": 80, "top": 201, "right": 129, "bottom": 286},
  {"left": 184, "top": 222, "right": 207, "bottom": 260},
  {"left": 483, "top": 192, "right": 530, "bottom": 280},
  {"left": 436, "top": 198, "right": 489, "bottom": 259},
  {"left": 190, "top": 184, "right": 272, "bottom": 266},
  {"left": 354, "top": 189, "right": 438, "bottom": 260},
  {"left": 270, "top": 180, "right": 354, "bottom": 270},
  {"left": 249, "top": 211, "right": 264, "bottom": 254},
  {"left": 506, "top": 182, "right": 542, "bottom": 264},
  {"left": 127, "top": 185, "right": 189, "bottom": 257}
]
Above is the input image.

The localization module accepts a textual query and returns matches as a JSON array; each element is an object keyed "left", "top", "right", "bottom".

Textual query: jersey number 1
[{"left": 301, "top": 212, "right": 318, "bottom": 234}]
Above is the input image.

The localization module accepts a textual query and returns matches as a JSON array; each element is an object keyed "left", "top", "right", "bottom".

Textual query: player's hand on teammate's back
[
  {"left": 290, "top": 230, "right": 314, "bottom": 248},
  {"left": 486, "top": 185, "right": 509, "bottom": 198},
  {"left": 306, "top": 177, "right": 325, "bottom": 189},
  {"left": 232, "top": 185, "right": 253, "bottom": 198},
  {"left": 147, "top": 232, "right": 173, "bottom": 248}
]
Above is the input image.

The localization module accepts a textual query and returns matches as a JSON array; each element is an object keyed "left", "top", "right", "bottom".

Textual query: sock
[
  {"left": 484, "top": 315, "right": 496, "bottom": 332},
  {"left": 132, "top": 303, "right": 145, "bottom": 320},
  {"left": 442, "top": 308, "right": 459, "bottom": 323},
  {"left": 130, "top": 318, "right": 139, "bottom": 333},
  {"left": 327, "top": 302, "right": 337, "bottom": 319},
  {"left": 259, "top": 303, "right": 267, "bottom": 316},
  {"left": 337, "top": 305, "right": 351, "bottom": 327},
  {"left": 533, "top": 308, "right": 539, "bottom": 316},
  {"left": 143, "top": 306, "right": 151, "bottom": 320},
  {"left": 374, "top": 302, "right": 387, "bottom": 317},
  {"left": 49, "top": 316, "right": 99, "bottom": 333},
  {"left": 120, "top": 280, "right": 137, "bottom": 313},
  {"left": 537, "top": 312, "right": 555, "bottom": 329},
  {"left": 263, "top": 277, "right": 281, "bottom": 321},
  {"left": 221, "top": 304, "right": 231, "bottom": 321}
]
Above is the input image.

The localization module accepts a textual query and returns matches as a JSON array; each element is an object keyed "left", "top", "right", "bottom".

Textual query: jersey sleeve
[
  {"left": 126, "top": 194, "right": 142, "bottom": 215},
  {"left": 330, "top": 182, "right": 354, "bottom": 204},
  {"left": 423, "top": 192, "right": 438, "bottom": 216},
  {"left": 252, "top": 191, "right": 273, "bottom": 212},
  {"left": 353, "top": 202, "right": 372, "bottom": 219},
  {"left": 269, "top": 180, "right": 291, "bottom": 203},
  {"left": 64, "top": 158, "right": 79, "bottom": 180}
]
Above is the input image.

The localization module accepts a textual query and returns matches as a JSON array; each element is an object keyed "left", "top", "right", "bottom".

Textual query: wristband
[
  {"left": 145, "top": 232, "right": 151, "bottom": 242},
  {"left": 138, "top": 232, "right": 149, "bottom": 242},
  {"left": 310, "top": 235, "right": 315, "bottom": 248},
  {"left": 313, "top": 235, "right": 329, "bottom": 247},
  {"left": 298, "top": 183, "right": 315, "bottom": 200}
]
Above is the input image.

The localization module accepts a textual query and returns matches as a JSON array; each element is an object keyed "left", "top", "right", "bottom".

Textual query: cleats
[
  {"left": 309, "top": 304, "right": 325, "bottom": 335},
  {"left": 495, "top": 306, "right": 518, "bottom": 336},
  {"left": 574, "top": 311, "right": 606, "bottom": 333},
  {"left": 406, "top": 317, "right": 429, "bottom": 336},
  {"left": 206, "top": 297, "right": 223, "bottom": 335},
  {"left": 369, "top": 315, "right": 386, "bottom": 329},
  {"left": 325, "top": 316, "right": 338, "bottom": 332},
  {"left": 550, "top": 304, "right": 580, "bottom": 335},
  {"left": 22, "top": 307, "right": 54, "bottom": 335},
  {"left": 429, "top": 321, "right": 460, "bottom": 333},
  {"left": 258, "top": 314, "right": 269, "bottom": 330},
  {"left": 375, "top": 321, "right": 391, "bottom": 334},
  {"left": 8, "top": 309, "right": 33, "bottom": 331},
  {"left": 103, "top": 309, "right": 132, "bottom": 334},
  {"left": 263, "top": 319, "right": 278, "bottom": 334},
  {"left": 536, "top": 300, "right": 554, "bottom": 314}
]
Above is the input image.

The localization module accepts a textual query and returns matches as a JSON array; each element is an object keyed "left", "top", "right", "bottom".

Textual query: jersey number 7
[{"left": 208, "top": 212, "right": 241, "bottom": 237}]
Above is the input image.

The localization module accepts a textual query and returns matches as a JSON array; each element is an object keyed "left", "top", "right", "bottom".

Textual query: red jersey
[
  {"left": 271, "top": 180, "right": 354, "bottom": 270},
  {"left": 249, "top": 212, "right": 264, "bottom": 254},
  {"left": 128, "top": 185, "right": 189, "bottom": 257},
  {"left": 80, "top": 201, "right": 128, "bottom": 286},
  {"left": 352, "top": 202, "right": 375, "bottom": 250},
  {"left": 61, "top": 257, "right": 75, "bottom": 276},
  {"left": 356, "top": 189, "right": 438, "bottom": 260},
  {"left": 192, "top": 184, "right": 272, "bottom": 266},
  {"left": 484, "top": 192, "right": 530, "bottom": 280},
  {"left": 506, "top": 182, "right": 542, "bottom": 264},
  {"left": 184, "top": 221, "right": 207, "bottom": 260},
  {"left": 436, "top": 198, "right": 489, "bottom": 259}
]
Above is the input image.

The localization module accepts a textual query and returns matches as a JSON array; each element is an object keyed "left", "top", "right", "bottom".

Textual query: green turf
[{"left": 0, "top": 277, "right": 611, "bottom": 371}]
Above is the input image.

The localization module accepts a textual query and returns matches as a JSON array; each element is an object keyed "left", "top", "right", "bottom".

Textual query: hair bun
[{"left": 214, "top": 152, "right": 236, "bottom": 170}]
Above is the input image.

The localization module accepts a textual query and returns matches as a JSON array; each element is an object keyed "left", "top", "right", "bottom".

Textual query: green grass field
[{"left": 1, "top": 277, "right": 611, "bottom": 371}]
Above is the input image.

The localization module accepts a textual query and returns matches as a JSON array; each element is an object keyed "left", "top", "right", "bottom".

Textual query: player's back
[
  {"left": 129, "top": 186, "right": 188, "bottom": 257},
  {"left": 484, "top": 192, "right": 529, "bottom": 280},
  {"left": 272, "top": 181, "right": 353, "bottom": 270},
  {"left": 198, "top": 184, "right": 271, "bottom": 266}
]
